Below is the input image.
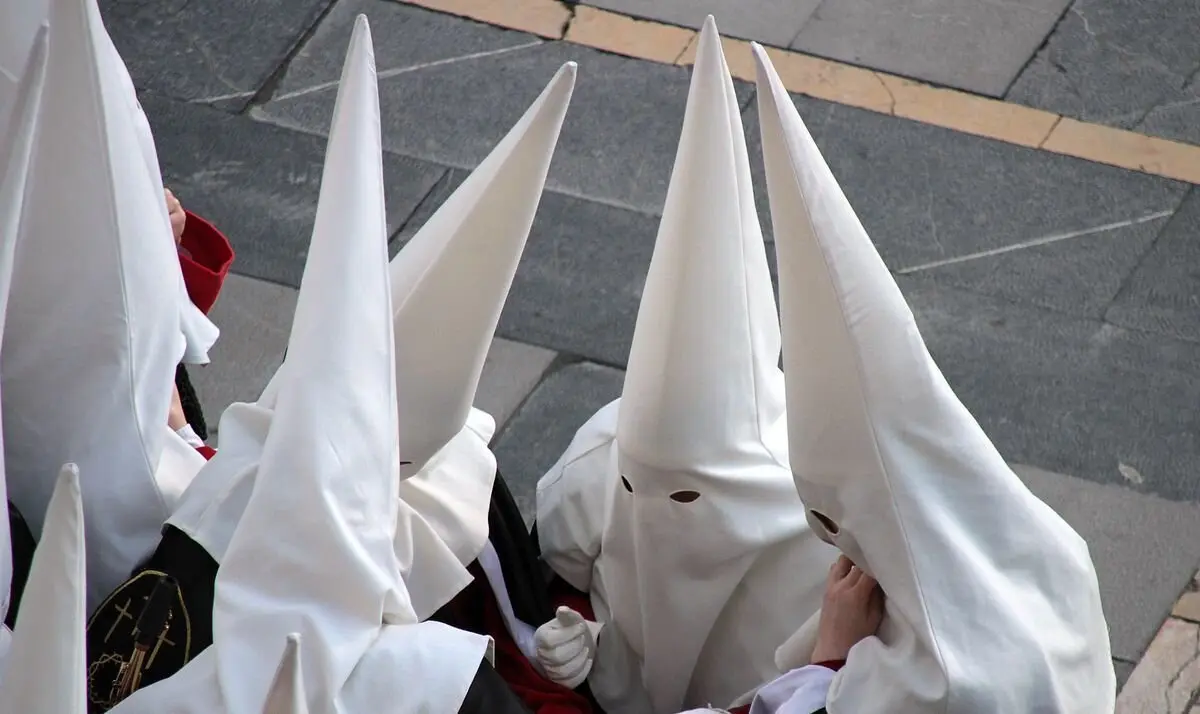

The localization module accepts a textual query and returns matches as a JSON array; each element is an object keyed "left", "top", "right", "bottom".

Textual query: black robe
[{"left": 5, "top": 500, "right": 37, "bottom": 629}]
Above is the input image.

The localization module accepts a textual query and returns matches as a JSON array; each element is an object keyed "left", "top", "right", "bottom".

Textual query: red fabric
[
  {"left": 177, "top": 211, "right": 234, "bottom": 315},
  {"left": 445, "top": 564, "right": 592, "bottom": 713},
  {"left": 194, "top": 445, "right": 217, "bottom": 461},
  {"left": 730, "top": 706, "right": 751, "bottom": 714}
]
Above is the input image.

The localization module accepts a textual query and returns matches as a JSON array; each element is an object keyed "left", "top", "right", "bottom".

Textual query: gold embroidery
[{"left": 86, "top": 570, "right": 197, "bottom": 710}]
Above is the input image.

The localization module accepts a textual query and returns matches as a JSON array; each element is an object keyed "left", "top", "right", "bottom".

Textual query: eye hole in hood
[
  {"left": 807, "top": 509, "right": 840, "bottom": 544},
  {"left": 669, "top": 490, "right": 700, "bottom": 503}
]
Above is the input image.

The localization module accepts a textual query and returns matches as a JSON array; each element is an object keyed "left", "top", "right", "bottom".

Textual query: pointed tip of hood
[
  {"left": 262, "top": 634, "right": 308, "bottom": 714},
  {"left": 616, "top": 17, "right": 782, "bottom": 473},
  {"left": 0, "top": 463, "right": 86, "bottom": 713},
  {"left": 753, "top": 40, "right": 950, "bottom": 503},
  {"left": 388, "top": 63, "right": 574, "bottom": 477},
  {"left": 212, "top": 20, "right": 405, "bottom": 711}
]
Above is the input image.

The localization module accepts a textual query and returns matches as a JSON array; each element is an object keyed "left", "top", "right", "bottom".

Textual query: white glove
[{"left": 534, "top": 606, "right": 603, "bottom": 690}]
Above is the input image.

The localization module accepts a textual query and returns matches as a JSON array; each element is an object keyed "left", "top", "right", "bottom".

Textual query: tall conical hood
[
  {"left": 616, "top": 17, "right": 783, "bottom": 472},
  {"left": 0, "top": 25, "right": 49, "bottom": 637},
  {"left": 2, "top": 0, "right": 206, "bottom": 610},
  {"left": 0, "top": 464, "right": 87, "bottom": 714},
  {"left": 262, "top": 634, "right": 308, "bottom": 714},
  {"left": 754, "top": 43, "right": 1114, "bottom": 713},
  {"left": 212, "top": 17, "right": 408, "bottom": 712},
  {"left": 589, "top": 19, "right": 835, "bottom": 712},
  {"left": 389, "top": 62, "right": 575, "bottom": 479}
]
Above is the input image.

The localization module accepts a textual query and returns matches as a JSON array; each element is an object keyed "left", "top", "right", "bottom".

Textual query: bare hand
[
  {"left": 165, "top": 188, "right": 186, "bottom": 245},
  {"left": 811, "top": 555, "right": 884, "bottom": 662},
  {"left": 168, "top": 384, "right": 188, "bottom": 431}
]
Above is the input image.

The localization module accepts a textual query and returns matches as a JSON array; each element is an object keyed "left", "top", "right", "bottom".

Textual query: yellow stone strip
[
  {"left": 1115, "top": 571, "right": 1200, "bottom": 710},
  {"left": 397, "top": 0, "right": 1200, "bottom": 185}
]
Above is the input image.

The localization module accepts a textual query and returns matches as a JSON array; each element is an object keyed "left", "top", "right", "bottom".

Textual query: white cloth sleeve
[
  {"left": 175, "top": 423, "right": 206, "bottom": 449},
  {"left": 747, "top": 665, "right": 835, "bottom": 714}
]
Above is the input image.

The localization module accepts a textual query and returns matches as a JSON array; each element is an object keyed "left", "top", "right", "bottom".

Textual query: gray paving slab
[
  {"left": 499, "top": 191, "right": 660, "bottom": 366},
  {"left": 142, "top": 95, "right": 446, "bottom": 288},
  {"left": 903, "top": 213, "right": 1171, "bottom": 319},
  {"left": 188, "top": 274, "right": 298, "bottom": 436},
  {"left": 1014, "top": 464, "right": 1200, "bottom": 661},
  {"left": 98, "top": 0, "right": 333, "bottom": 110},
  {"left": 1137, "top": 75, "right": 1200, "bottom": 146},
  {"left": 1107, "top": 187, "right": 1200, "bottom": 343},
  {"left": 1115, "top": 658, "right": 1135, "bottom": 691},
  {"left": 392, "top": 169, "right": 661, "bottom": 366},
  {"left": 492, "top": 361, "right": 626, "bottom": 521},
  {"left": 1006, "top": 0, "right": 1200, "bottom": 142},
  {"left": 476, "top": 339, "right": 560, "bottom": 431},
  {"left": 272, "top": 0, "right": 543, "bottom": 105},
  {"left": 743, "top": 95, "right": 1186, "bottom": 316},
  {"left": 578, "top": 0, "right": 820, "bottom": 47},
  {"left": 194, "top": 272, "right": 561, "bottom": 435},
  {"left": 259, "top": 33, "right": 753, "bottom": 215},
  {"left": 903, "top": 277, "right": 1200, "bottom": 502},
  {"left": 790, "top": 0, "right": 1071, "bottom": 97}
]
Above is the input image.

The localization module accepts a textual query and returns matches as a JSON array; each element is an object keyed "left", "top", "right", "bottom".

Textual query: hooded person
[
  {"left": 91, "top": 18, "right": 528, "bottom": 714},
  {"left": 0, "top": 0, "right": 218, "bottom": 614},
  {"left": 386, "top": 56, "right": 601, "bottom": 714},
  {"left": 745, "top": 43, "right": 1115, "bottom": 713},
  {"left": 0, "top": 26, "right": 50, "bottom": 641},
  {"left": 0, "top": 464, "right": 88, "bottom": 714},
  {"left": 87, "top": 18, "right": 545, "bottom": 714},
  {"left": 0, "top": 0, "right": 233, "bottom": 441},
  {"left": 533, "top": 18, "right": 838, "bottom": 714},
  {"left": 88, "top": 44, "right": 590, "bottom": 714}
]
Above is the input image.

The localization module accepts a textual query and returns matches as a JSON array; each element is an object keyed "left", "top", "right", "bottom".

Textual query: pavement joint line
[
  {"left": 894, "top": 211, "right": 1175, "bottom": 274},
  {"left": 393, "top": 0, "right": 1200, "bottom": 186}
]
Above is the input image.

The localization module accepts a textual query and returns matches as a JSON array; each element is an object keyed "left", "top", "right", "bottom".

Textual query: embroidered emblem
[{"left": 86, "top": 571, "right": 192, "bottom": 712}]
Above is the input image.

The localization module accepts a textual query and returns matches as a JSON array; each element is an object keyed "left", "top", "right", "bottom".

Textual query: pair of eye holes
[{"left": 619, "top": 476, "right": 701, "bottom": 503}]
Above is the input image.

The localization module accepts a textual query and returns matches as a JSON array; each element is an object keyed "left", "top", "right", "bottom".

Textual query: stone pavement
[{"left": 99, "top": 0, "right": 1200, "bottom": 707}]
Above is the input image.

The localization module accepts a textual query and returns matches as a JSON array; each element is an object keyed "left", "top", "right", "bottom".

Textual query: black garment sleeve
[
  {"left": 174, "top": 363, "right": 208, "bottom": 441},
  {"left": 5, "top": 500, "right": 37, "bottom": 629},
  {"left": 457, "top": 657, "right": 536, "bottom": 714}
]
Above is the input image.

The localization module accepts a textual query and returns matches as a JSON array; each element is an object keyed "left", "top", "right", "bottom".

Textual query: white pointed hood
[
  {"left": 754, "top": 43, "right": 1114, "bottom": 714},
  {"left": 0, "top": 0, "right": 47, "bottom": 143},
  {"left": 0, "top": 464, "right": 87, "bottom": 714},
  {"left": 537, "top": 19, "right": 834, "bottom": 713},
  {"left": 211, "top": 17, "right": 405, "bottom": 710},
  {"left": 1, "top": 0, "right": 207, "bottom": 610},
  {"left": 0, "top": 26, "right": 49, "bottom": 651},
  {"left": 388, "top": 62, "right": 575, "bottom": 617},
  {"left": 262, "top": 634, "right": 308, "bottom": 714},
  {"left": 0, "top": 0, "right": 218, "bottom": 365},
  {"left": 111, "top": 19, "right": 491, "bottom": 714}
]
